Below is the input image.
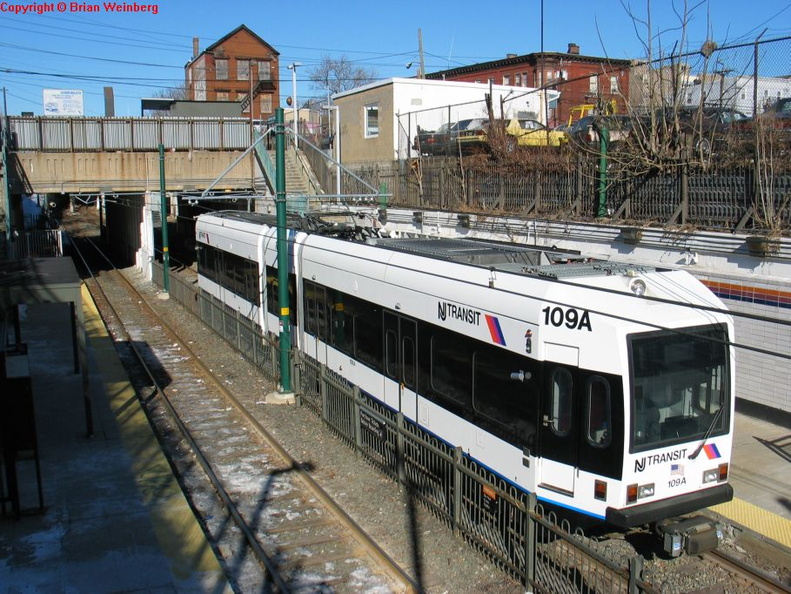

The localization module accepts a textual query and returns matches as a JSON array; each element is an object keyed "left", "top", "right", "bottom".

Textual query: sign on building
[{"left": 42, "top": 89, "right": 84, "bottom": 116}]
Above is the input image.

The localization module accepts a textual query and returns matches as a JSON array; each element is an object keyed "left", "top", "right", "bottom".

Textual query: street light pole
[{"left": 287, "top": 62, "right": 302, "bottom": 148}]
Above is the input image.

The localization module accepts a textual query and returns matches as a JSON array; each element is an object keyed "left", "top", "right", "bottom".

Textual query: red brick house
[
  {"left": 185, "top": 25, "right": 280, "bottom": 121},
  {"left": 425, "top": 44, "right": 631, "bottom": 127}
]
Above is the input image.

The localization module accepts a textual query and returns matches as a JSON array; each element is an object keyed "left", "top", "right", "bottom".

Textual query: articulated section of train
[{"left": 195, "top": 209, "right": 735, "bottom": 556}]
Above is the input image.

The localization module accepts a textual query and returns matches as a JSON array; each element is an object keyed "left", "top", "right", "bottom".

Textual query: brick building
[
  {"left": 425, "top": 44, "right": 631, "bottom": 127},
  {"left": 185, "top": 25, "right": 280, "bottom": 121}
]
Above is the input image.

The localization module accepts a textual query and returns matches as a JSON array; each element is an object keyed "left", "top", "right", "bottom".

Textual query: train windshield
[{"left": 629, "top": 324, "right": 730, "bottom": 453}]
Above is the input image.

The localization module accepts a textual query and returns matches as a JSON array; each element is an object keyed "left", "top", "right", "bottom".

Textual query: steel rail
[{"left": 70, "top": 233, "right": 419, "bottom": 593}]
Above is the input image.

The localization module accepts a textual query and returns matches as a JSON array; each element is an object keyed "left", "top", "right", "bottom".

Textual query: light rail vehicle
[{"left": 195, "top": 209, "right": 735, "bottom": 555}]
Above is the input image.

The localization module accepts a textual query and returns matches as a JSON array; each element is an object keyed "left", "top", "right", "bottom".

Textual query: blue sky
[{"left": 1, "top": 0, "right": 790, "bottom": 116}]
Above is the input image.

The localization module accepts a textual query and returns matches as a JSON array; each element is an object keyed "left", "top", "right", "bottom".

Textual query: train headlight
[
  {"left": 702, "top": 469, "right": 719, "bottom": 484},
  {"left": 638, "top": 483, "right": 655, "bottom": 499},
  {"left": 703, "top": 463, "right": 729, "bottom": 484},
  {"left": 629, "top": 278, "right": 647, "bottom": 297}
]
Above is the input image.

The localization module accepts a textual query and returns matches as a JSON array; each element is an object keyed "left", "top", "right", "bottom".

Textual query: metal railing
[
  {"left": 150, "top": 261, "right": 653, "bottom": 592},
  {"left": 9, "top": 117, "right": 254, "bottom": 152},
  {"left": 0, "top": 229, "right": 64, "bottom": 259}
]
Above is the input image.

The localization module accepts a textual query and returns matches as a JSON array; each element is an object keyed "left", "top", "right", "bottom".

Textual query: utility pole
[
  {"left": 288, "top": 62, "right": 302, "bottom": 148},
  {"left": 2, "top": 87, "right": 12, "bottom": 241},
  {"left": 418, "top": 29, "right": 425, "bottom": 79}
]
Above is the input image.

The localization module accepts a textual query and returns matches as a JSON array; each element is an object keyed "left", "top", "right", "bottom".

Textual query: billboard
[{"left": 43, "top": 89, "right": 84, "bottom": 116}]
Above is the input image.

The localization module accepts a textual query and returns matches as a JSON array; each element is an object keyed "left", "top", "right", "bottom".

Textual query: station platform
[
  {"left": 710, "top": 410, "right": 791, "bottom": 549},
  {"left": 1, "top": 281, "right": 789, "bottom": 592},
  {"left": 0, "top": 287, "right": 230, "bottom": 592}
]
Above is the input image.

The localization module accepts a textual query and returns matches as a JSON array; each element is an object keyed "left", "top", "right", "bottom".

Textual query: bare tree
[
  {"left": 145, "top": 83, "right": 190, "bottom": 116},
  {"left": 308, "top": 55, "right": 377, "bottom": 96}
]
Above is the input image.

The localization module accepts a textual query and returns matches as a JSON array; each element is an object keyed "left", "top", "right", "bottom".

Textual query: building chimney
[
  {"left": 568, "top": 43, "right": 580, "bottom": 55},
  {"left": 506, "top": 53, "right": 517, "bottom": 59},
  {"left": 192, "top": 37, "right": 199, "bottom": 59},
  {"left": 103, "top": 87, "right": 115, "bottom": 117}
]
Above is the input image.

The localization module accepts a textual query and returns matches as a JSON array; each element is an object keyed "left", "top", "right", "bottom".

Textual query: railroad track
[
  {"left": 62, "top": 210, "right": 788, "bottom": 594},
  {"left": 703, "top": 549, "right": 790, "bottom": 594},
  {"left": 70, "top": 235, "right": 417, "bottom": 593}
]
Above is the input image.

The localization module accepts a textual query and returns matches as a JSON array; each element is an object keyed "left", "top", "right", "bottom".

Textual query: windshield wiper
[{"left": 688, "top": 405, "right": 725, "bottom": 460}]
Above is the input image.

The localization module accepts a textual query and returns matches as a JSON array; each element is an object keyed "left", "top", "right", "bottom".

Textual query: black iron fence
[
  {"left": 150, "top": 260, "right": 654, "bottom": 592},
  {"left": 345, "top": 156, "right": 790, "bottom": 233}
]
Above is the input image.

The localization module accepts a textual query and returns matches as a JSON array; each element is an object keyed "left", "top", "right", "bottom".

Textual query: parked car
[
  {"left": 503, "top": 118, "right": 568, "bottom": 147},
  {"left": 566, "top": 115, "right": 638, "bottom": 150},
  {"left": 451, "top": 118, "right": 489, "bottom": 154},
  {"left": 759, "top": 97, "right": 791, "bottom": 124},
  {"left": 413, "top": 123, "right": 453, "bottom": 156},
  {"left": 674, "top": 106, "right": 750, "bottom": 153}
]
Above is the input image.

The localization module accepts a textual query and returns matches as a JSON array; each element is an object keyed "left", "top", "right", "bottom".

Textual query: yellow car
[{"left": 503, "top": 118, "right": 568, "bottom": 147}]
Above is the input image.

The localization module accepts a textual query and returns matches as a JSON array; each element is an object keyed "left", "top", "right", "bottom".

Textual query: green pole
[
  {"left": 275, "top": 108, "right": 292, "bottom": 393},
  {"left": 158, "top": 144, "right": 170, "bottom": 293},
  {"left": 597, "top": 125, "right": 610, "bottom": 219},
  {"left": 379, "top": 182, "right": 387, "bottom": 210}
]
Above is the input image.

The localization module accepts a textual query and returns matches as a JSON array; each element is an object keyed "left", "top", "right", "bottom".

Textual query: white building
[
  {"left": 333, "top": 77, "right": 560, "bottom": 163},
  {"left": 681, "top": 74, "right": 791, "bottom": 116}
]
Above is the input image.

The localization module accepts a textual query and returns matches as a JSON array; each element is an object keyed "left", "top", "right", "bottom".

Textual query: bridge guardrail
[{"left": 9, "top": 117, "right": 254, "bottom": 152}]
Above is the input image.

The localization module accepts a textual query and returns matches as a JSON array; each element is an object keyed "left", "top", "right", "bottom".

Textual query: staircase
[{"left": 251, "top": 129, "right": 315, "bottom": 197}]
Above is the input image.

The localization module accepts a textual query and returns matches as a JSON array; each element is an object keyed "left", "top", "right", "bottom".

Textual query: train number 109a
[{"left": 541, "top": 306, "right": 592, "bottom": 331}]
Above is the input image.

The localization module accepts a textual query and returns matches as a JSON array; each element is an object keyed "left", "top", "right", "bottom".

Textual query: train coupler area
[{"left": 656, "top": 515, "right": 724, "bottom": 557}]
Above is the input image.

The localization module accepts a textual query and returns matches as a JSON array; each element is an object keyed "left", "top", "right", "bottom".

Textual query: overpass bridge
[
  {"left": 4, "top": 116, "right": 267, "bottom": 195},
  {"left": 1, "top": 115, "right": 329, "bottom": 264}
]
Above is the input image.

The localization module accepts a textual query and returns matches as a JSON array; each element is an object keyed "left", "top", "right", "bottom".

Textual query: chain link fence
[{"left": 359, "top": 37, "right": 791, "bottom": 234}]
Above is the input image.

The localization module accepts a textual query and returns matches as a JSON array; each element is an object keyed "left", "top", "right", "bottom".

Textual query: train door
[
  {"left": 537, "top": 364, "right": 579, "bottom": 495},
  {"left": 383, "top": 311, "right": 418, "bottom": 419}
]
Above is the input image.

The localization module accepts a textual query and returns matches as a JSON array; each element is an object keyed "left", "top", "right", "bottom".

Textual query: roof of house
[
  {"left": 200, "top": 24, "right": 280, "bottom": 58},
  {"left": 425, "top": 51, "right": 631, "bottom": 80}
]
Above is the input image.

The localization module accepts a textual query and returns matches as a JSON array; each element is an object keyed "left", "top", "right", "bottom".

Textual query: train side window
[
  {"left": 303, "top": 281, "right": 329, "bottom": 340},
  {"left": 586, "top": 376, "right": 611, "bottom": 447},
  {"left": 385, "top": 329, "right": 398, "bottom": 378},
  {"left": 402, "top": 336, "right": 416, "bottom": 389},
  {"left": 429, "top": 329, "right": 472, "bottom": 407},
  {"left": 351, "top": 298, "right": 383, "bottom": 373},
  {"left": 472, "top": 346, "right": 538, "bottom": 445},
  {"left": 548, "top": 368, "right": 573, "bottom": 436},
  {"left": 265, "top": 265, "right": 296, "bottom": 325}
]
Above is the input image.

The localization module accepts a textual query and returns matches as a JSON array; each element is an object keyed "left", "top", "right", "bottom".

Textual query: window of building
[
  {"left": 503, "top": 74, "right": 511, "bottom": 85},
  {"left": 258, "top": 60, "right": 271, "bottom": 80},
  {"left": 216, "top": 91, "right": 229, "bottom": 102},
  {"left": 259, "top": 95, "right": 272, "bottom": 115},
  {"left": 523, "top": 72, "right": 529, "bottom": 86},
  {"left": 515, "top": 73, "right": 522, "bottom": 86},
  {"left": 610, "top": 75, "right": 619, "bottom": 94},
  {"left": 215, "top": 58, "right": 229, "bottom": 81},
  {"left": 589, "top": 73, "right": 598, "bottom": 94},
  {"left": 238, "top": 59, "right": 250, "bottom": 80},
  {"left": 365, "top": 104, "right": 379, "bottom": 137}
]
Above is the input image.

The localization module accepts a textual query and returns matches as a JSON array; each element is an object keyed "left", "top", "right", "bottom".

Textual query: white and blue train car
[{"left": 196, "top": 210, "right": 735, "bottom": 551}]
